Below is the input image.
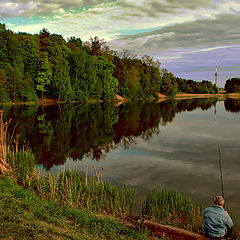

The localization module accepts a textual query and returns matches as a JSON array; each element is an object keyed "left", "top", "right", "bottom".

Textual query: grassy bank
[
  {"left": 35, "top": 169, "right": 135, "bottom": 218},
  {"left": 0, "top": 110, "right": 155, "bottom": 240},
  {"left": 142, "top": 189, "right": 203, "bottom": 233},
  {"left": 0, "top": 177, "right": 153, "bottom": 240}
]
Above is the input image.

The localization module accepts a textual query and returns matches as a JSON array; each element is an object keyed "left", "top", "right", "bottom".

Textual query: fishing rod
[{"left": 218, "top": 144, "right": 224, "bottom": 199}]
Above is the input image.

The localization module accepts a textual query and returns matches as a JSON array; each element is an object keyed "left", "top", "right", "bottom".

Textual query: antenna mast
[{"left": 215, "top": 60, "right": 218, "bottom": 87}]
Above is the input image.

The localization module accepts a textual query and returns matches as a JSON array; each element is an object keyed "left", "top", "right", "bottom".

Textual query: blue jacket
[{"left": 203, "top": 205, "right": 233, "bottom": 238}]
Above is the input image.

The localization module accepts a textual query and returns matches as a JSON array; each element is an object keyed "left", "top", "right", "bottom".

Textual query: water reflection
[
  {"left": 225, "top": 98, "right": 240, "bottom": 113},
  {"left": 3, "top": 98, "right": 218, "bottom": 169}
]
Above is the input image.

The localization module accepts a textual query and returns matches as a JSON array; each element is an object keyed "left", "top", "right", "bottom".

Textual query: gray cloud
[
  {"left": 0, "top": 0, "right": 111, "bottom": 18},
  {"left": 188, "top": 64, "right": 240, "bottom": 73},
  {"left": 115, "top": 0, "right": 211, "bottom": 19},
  {"left": 0, "top": 0, "right": 212, "bottom": 19},
  {"left": 117, "top": 14, "right": 240, "bottom": 51}
]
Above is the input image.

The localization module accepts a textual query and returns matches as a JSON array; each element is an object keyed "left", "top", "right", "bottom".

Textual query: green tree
[
  {"left": 0, "top": 69, "right": 10, "bottom": 102},
  {"left": 36, "top": 52, "right": 52, "bottom": 101},
  {"left": 160, "top": 69, "right": 177, "bottom": 97},
  {"left": 127, "top": 66, "right": 141, "bottom": 99},
  {"left": 39, "top": 28, "right": 50, "bottom": 52},
  {"left": 86, "top": 36, "right": 106, "bottom": 56},
  {"left": 52, "top": 58, "right": 73, "bottom": 101},
  {"left": 71, "top": 49, "right": 96, "bottom": 100},
  {"left": 67, "top": 36, "right": 82, "bottom": 48},
  {"left": 17, "top": 33, "right": 38, "bottom": 101},
  {"left": 225, "top": 78, "right": 240, "bottom": 93},
  {"left": 95, "top": 56, "right": 118, "bottom": 100},
  {"left": 18, "top": 33, "right": 38, "bottom": 81},
  {"left": 0, "top": 24, "right": 25, "bottom": 102}
]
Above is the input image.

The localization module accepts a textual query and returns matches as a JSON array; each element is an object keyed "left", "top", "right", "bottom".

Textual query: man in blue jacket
[{"left": 204, "top": 196, "right": 233, "bottom": 239}]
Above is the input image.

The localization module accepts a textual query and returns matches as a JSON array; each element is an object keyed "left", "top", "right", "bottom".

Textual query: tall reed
[
  {"left": 142, "top": 188, "right": 203, "bottom": 233},
  {"left": 0, "top": 110, "right": 36, "bottom": 185},
  {"left": 8, "top": 144, "right": 36, "bottom": 186},
  {"left": 0, "top": 110, "right": 10, "bottom": 175},
  {"left": 35, "top": 169, "right": 136, "bottom": 218}
]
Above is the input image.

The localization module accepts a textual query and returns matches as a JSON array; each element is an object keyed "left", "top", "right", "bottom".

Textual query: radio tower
[
  {"left": 215, "top": 60, "right": 218, "bottom": 87},
  {"left": 214, "top": 60, "right": 218, "bottom": 122}
]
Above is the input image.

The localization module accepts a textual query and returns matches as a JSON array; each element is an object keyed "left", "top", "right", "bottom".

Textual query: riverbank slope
[{"left": 0, "top": 177, "right": 152, "bottom": 240}]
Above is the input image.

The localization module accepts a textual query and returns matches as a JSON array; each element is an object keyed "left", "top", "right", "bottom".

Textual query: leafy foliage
[
  {"left": 176, "top": 78, "right": 218, "bottom": 94},
  {"left": 225, "top": 78, "right": 240, "bottom": 93},
  {"left": 0, "top": 23, "right": 220, "bottom": 103}
]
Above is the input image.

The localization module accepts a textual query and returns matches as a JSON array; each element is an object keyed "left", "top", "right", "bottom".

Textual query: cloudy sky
[{"left": 1, "top": 0, "right": 240, "bottom": 87}]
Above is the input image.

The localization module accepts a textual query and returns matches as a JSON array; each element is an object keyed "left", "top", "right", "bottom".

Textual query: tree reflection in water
[
  {"left": 224, "top": 98, "right": 240, "bottom": 113},
  {"left": 3, "top": 98, "right": 218, "bottom": 170}
]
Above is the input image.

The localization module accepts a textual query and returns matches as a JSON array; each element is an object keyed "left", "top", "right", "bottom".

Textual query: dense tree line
[
  {"left": 0, "top": 23, "right": 218, "bottom": 102},
  {"left": 225, "top": 78, "right": 240, "bottom": 93},
  {"left": 176, "top": 77, "right": 218, "bottom": 94}
]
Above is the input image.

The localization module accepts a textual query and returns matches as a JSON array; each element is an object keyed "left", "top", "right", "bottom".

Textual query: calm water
[{"left": 2, "top": 98, "right": 240, "bottom": 222}]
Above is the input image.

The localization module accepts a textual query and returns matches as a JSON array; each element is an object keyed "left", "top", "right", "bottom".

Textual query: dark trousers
[
  {"left": 205, "top": 227, "right": 233, "bottom": 239},
  {"left": 223, "top": 227, "right": 233, "bottom": 239}
]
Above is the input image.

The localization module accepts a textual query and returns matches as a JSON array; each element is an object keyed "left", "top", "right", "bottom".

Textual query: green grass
[
  {"left": 142, "top": 189, "right": 203, "bottom": 233},
  {"left": 7, "top": 146, "right": 36, "bottom": 186},
  {"left": 34, "top": 170, "right": 136, "bottom": 218},
  {"left": 0, "top": 177, "right": 152, "bottom": 240}
]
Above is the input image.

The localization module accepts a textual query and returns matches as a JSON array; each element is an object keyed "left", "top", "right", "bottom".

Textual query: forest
[
  {"left": 0, "top": 23, "right": 218, "bottom": 103},
  {"left": 225, "top": 78, "right": 240, "bottom": 93}
]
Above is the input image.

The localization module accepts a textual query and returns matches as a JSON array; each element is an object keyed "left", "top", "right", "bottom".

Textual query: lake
[{"left": 2, "top": 98, "right": 240, "bottom": 223}]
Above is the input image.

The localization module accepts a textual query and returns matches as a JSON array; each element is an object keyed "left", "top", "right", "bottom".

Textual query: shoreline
[{"left": 0, "top": 93, "right": 240, "bottom": 106}]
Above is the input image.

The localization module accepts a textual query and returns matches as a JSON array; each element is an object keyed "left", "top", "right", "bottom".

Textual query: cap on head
[{"left": 214, "top": 196, "right": 224, "bottom": 206}]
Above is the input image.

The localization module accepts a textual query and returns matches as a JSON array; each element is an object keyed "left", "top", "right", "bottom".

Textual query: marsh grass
[
  {"left": 7, "top": 144, "right": 36, "bottom": 186},
  {"left": 35, "top": 169, "right": 136, "bottom": 218},
  {"left": 0, "top": 110, "right": 36, "bottom": 185},
  {"left": 0, "top": 178, "right": 151, "bottom": 240},
  {"left": 0, "top": 110, "right": 10, "bottom": 175},
  {"left": 142, "top": 189, "right": 203, "bottom": 233}
]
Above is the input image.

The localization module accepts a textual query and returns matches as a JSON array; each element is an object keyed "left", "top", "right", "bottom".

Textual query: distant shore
[
  {"left": 0, "top": 93, "right": 240, "bottom": 106},
  {"left": 175, "top": 93, "right": 240, "bottom": 100}
]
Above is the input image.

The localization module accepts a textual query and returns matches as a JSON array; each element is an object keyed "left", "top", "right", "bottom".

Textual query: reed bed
[
  {"left": 35, "top": 169, "right": 136, "bottom": 218},
  {"left": 0, "top": 110, "right": 9, "bottom": 175},
  {"left": 7, "top": 145, "right": 36, "bottom": 186},
  {"left": 0, "top": 110, "right": 36, "bottom": 185},
  {"left": 142, "top": 189, "right": 203, "bottom": 233}
]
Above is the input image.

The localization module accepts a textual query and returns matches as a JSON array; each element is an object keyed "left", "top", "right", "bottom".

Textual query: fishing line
[
  {"left": 214, "top": 103, "right": 225, "bottom": 199},
  {"left": 218, "top": 143, "right": 224, "bottom": 199}
]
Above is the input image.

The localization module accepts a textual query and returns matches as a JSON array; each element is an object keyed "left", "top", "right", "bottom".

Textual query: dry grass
[
  {"left": 0, "top": 110, "right": 35, "bottom": 185},
  {"left": 0, "top": 110, "right": 10, "bottom": 175},
  {"left": 35, "top": 167, "right": 136, "bottom": 218}
]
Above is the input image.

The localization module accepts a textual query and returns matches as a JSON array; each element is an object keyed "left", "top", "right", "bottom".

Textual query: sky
[{"left": 1, "top": 0, "right": 240, "bottom": 87}]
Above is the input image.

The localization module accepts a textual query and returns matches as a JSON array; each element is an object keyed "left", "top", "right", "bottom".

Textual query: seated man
[{"left": 204, "top": 196, "right": 233, "bottom": 239}]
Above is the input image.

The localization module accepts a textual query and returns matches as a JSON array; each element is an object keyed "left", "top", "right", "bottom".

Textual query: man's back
[{"left": 204, "top": 204, "right": 233, "bottom": 238}]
